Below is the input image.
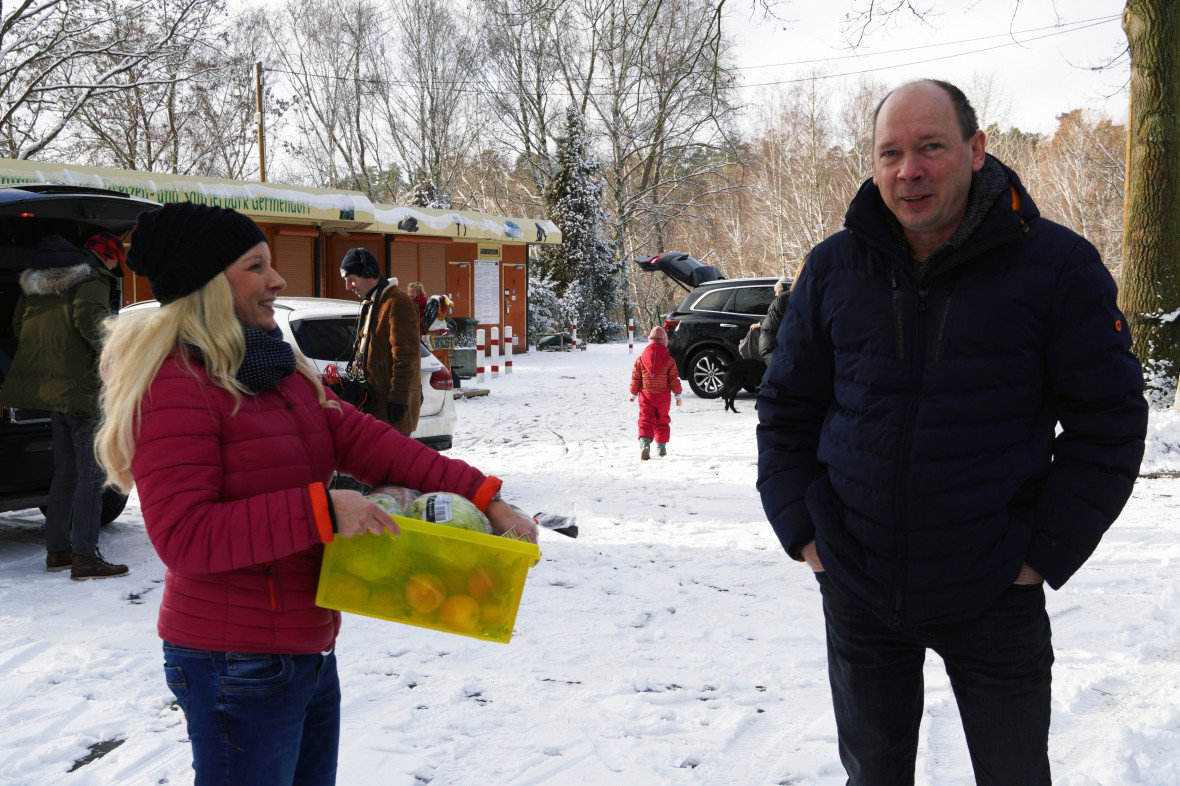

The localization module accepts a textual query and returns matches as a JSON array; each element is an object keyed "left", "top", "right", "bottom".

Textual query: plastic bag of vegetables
[{"left": 407, "top": 492, "right": 492, "bottom": 535}]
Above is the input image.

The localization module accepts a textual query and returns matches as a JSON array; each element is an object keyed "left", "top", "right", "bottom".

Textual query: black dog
[{"left": 721, "top": 358, "right": 767, "bottom": 413}]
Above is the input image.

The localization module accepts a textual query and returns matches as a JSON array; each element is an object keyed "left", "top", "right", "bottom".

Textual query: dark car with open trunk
[{"left": 636, "top": 252, "right": 783, "bottom": 398}]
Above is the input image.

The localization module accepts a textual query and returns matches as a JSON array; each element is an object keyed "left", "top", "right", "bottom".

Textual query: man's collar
[{"left": 362, "top": 277, "right": 389, "bottom": 301}]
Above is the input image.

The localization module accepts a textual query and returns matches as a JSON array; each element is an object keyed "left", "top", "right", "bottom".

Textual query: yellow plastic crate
[{"left": 316, "top": 514, "right": 540, "bottom": 643}]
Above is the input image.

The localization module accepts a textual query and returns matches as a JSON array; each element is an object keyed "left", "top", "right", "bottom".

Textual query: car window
[
  {"left": 291, "top": 317, "right": 356, "bottom": 363},
  {"left": 692, "top": 287, "right": 732, "bottom": 312},
  {"left": 729, "top": 285, "right": 775, "bottom": 316}
]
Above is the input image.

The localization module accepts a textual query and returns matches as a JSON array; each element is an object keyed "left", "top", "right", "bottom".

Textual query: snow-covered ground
[{"left": 2, "top": 343, "right": 1179, "bottom": 786}]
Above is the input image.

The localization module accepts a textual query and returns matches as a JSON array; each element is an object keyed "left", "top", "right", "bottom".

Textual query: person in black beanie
[
  {"left": 94, "top": 202, "right": 536, "bottom": 786},
  {"left": 340, "top": 247, "right": 422, "bottom": 435},
  {"left": 125, "top": 202, "right": 268, "bottom": 304}
]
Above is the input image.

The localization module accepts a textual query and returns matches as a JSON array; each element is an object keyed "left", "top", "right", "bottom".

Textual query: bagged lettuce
[
  {"left": 408, "top": 492, "right": 492, "bottom": 535},
  {"left": 366, "top": 485, "right": 421, "bottom": 517}
]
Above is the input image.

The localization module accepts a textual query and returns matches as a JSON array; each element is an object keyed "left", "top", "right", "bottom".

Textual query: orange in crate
[
  {"left": 439, "top": 595, "right": 481, "bottom": 633},
  {"left": 316, "top": 514, "right": 540, "bottom": 643},
  {"left": 405, "top": 574, "right": 447, "bottom": 613}
]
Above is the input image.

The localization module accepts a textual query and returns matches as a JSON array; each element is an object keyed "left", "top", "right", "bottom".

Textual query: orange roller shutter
[
  {"left": 420, "top": 244, "right": 445, "bottom": 298},
  {"left": 274, "top": 235, "right": 315, "bottom": 297},
  {"left": 390, "top": 243, "right": 418, "bottom": 288}
]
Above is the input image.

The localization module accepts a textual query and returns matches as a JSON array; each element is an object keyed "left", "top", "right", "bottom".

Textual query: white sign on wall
[{"left": 474, "top": 259, "right": 500, "bottom": 325}]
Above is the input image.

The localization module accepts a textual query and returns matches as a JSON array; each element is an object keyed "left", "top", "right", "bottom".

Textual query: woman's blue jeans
[
  {"left": 163, "top": 642, "right": 341, "bottom": 786},
  {"left": 817, "top": 574, "right": 1054, "bottom": 786}
]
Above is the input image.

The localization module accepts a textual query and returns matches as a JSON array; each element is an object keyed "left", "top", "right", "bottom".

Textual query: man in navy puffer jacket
[{"left": 757, "top": 80, "right": 1147, "bottom": 784}]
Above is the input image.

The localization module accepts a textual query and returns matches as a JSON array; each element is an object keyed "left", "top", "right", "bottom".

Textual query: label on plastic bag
[{"left": 426, "top": 493, "right": 453, "bottom": 522}]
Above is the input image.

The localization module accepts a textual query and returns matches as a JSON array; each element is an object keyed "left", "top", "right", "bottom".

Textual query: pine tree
[
  {"left": 526, "top": 271, "right": 576, "bottom": 345},
  {"left": 409, "top": 174, "right": 450, "bottom": 209},
  {"left": 536, "top": 102, "right": 621, "bottom": 342}
]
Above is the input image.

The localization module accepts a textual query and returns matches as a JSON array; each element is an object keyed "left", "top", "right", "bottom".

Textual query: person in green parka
[{"left": 0, "top": 233, "right": 129, "bottom": 579}]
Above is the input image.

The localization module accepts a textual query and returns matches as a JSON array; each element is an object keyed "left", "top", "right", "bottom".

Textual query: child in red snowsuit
[{"left": 629, "top": 326, "right": 682, "bottom": 460}]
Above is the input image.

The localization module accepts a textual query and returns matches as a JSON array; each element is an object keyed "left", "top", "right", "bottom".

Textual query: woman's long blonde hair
[{"left": 96, "top": 274, "right": 334, "bottom": 493}]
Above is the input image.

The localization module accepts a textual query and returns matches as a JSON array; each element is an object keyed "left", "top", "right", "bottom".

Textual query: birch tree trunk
[{"left": 1119, "top": 0, "right": 1180, "bottom": 406}]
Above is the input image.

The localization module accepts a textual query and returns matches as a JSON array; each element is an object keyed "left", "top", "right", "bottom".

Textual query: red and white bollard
[
  {"left": 475, "top": 329, "right": 486, "bottom": 384},
  {"left": 571, "top": 322, "right": 578, "bottom": 351},
  {"left": 628, "top": 318, "right": 634, "bottom": 354},
  {"left": 504, "top": 326, "right": 513, "bottom": 373},
  {"left": 490, "top": 327, "right": 500, "bottom": 378}
]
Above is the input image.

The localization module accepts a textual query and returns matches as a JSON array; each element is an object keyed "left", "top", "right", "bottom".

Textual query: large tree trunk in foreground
[{"left": 1120, "top": 0, "right": 1180, "bottom": 407}]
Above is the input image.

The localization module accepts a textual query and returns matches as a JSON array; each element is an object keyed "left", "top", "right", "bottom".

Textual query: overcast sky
[{"left": 728, "top": 0, "right": 1129, "bottom": 135}]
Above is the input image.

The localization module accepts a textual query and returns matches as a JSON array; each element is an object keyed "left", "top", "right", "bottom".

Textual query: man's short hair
[{"left": 873, "top": 79, "right": 979, "bottom": 141}]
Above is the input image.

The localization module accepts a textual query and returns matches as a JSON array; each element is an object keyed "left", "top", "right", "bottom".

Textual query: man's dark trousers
[{"left": 817, "top": 574, "right": 1054, "bottom": 785}]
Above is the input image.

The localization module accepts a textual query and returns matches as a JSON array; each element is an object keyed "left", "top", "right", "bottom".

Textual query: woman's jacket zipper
[{"left": 264, "top": 562, "right": 276, "bottom": 611}]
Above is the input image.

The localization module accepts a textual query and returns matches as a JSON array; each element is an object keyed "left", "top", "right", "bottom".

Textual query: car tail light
[
  {"left": 663, "top": 317, "right": 680, "bottom": 332},
  {"left": 430, "top": 367, "right": 453, "bottom": 391}
]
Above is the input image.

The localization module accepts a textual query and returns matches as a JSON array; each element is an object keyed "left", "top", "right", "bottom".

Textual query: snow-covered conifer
[
  {"left": 535, "top": 102, "right": 621, "bottom": 342},
  {"left": 409, "top": 177, "right": 451, "bottom": 210}
]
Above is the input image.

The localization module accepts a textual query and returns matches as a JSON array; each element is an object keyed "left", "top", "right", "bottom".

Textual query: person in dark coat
[
  {"left": 757, "top": 275, "right": 792, "bottom": 364},
  {"left": 756, "top": 79, "right": 1147, "bottom": 784},
  {"left": 0, "top": 234, "right": 128, "bottom": 578}
]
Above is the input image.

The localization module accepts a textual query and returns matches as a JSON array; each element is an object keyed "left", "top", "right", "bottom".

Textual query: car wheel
[
  {"left": 688, "top": 348, "right": 729, "bottom": 399},
  {"left": 100, "top": 488, "right": 128, "bottom": 526},
  {"left": 39, "top": 488, "right": 129, "bottom": 526}
]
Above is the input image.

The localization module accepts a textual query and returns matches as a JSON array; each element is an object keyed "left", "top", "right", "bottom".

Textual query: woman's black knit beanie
[{"left": 126, "top": 202, "right": 267, "bottom": 304}]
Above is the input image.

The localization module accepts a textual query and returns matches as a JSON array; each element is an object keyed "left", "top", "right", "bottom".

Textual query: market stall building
[{"left": 0, "top": 159, "right": 560, "bottom": 351}]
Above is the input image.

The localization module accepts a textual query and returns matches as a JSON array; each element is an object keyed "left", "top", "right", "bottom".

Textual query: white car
[{"left": 120, "top": 297, "right": 457, "bottom": 451}]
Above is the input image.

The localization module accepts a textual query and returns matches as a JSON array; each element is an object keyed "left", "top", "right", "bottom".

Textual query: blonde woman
[{"left": 97, "top": 203, "right": 535, "bottom": 786}]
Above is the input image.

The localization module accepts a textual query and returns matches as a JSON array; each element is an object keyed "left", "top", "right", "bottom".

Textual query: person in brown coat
[{"left": 340, "top": 249, "right": 421, "bottom": 435}]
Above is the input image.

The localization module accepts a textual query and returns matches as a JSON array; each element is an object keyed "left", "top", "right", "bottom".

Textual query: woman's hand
[
  {"left": 329, "top": 490, "right": 401, "bottom": 538},
  {"left": 486, "top": 498, "right": 538, "bottom": 544}
]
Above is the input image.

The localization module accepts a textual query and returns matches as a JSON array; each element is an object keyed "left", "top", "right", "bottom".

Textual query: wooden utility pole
[{"left": 255, "top": 62, "right": 266, "bottom": 182}]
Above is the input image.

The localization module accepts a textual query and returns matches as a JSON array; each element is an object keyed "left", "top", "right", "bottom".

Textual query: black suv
[
  {"left": 1, "top": 184, "right": 161, "bottom": 523},
  {"left": 636, "top": 252, "right": 780, "bottom": 398}
]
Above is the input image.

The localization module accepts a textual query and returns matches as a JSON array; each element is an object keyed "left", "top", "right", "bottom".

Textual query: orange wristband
[
  {"left": 308, "top": 483, "right": 334, "bottom": 543},
  {"left": 470, "top": 476, "right": 503, "bottom": 513}
]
